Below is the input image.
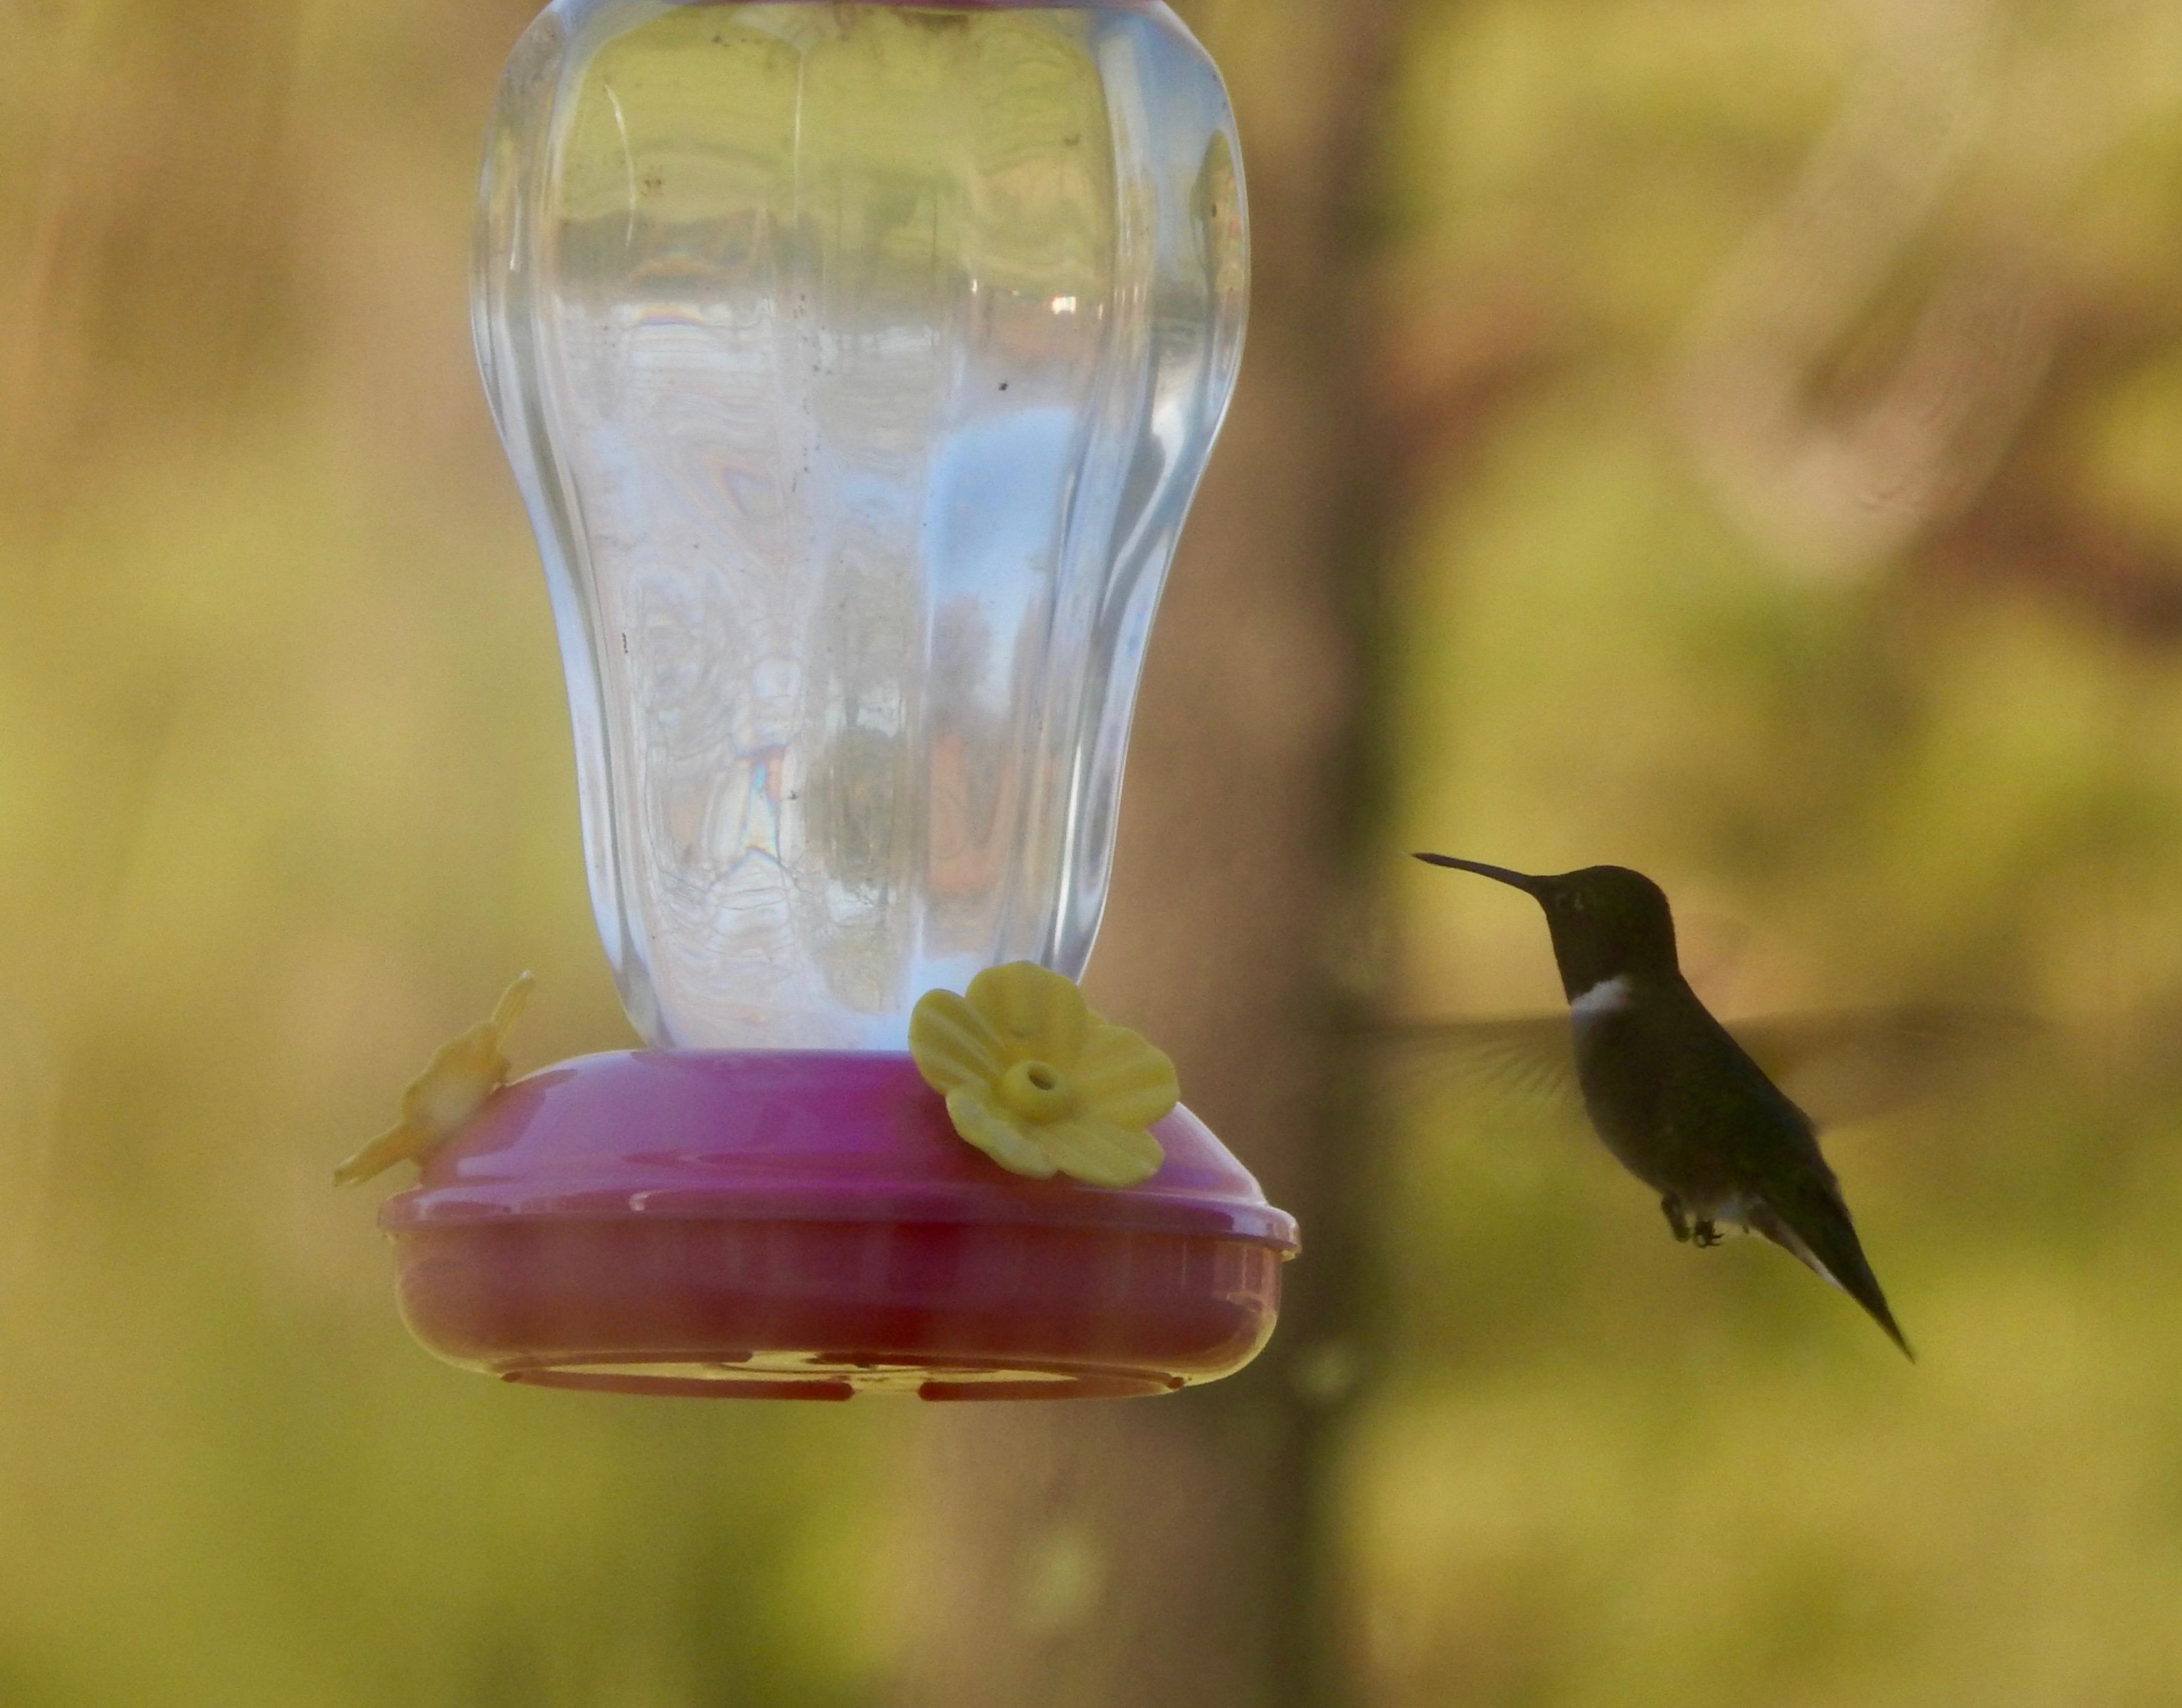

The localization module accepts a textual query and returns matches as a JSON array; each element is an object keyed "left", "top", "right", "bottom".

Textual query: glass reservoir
[
  {"left": 379, "top": 0, "right": 1292, "bottom": 1400},
  {"left": 475, "top": 0, "right": 1248, "bottom": 1049}
]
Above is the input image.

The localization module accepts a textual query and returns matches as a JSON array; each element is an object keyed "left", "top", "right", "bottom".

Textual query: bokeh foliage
[{"left": 9, "top": 0, "right": 2182, "bottom": 1703}]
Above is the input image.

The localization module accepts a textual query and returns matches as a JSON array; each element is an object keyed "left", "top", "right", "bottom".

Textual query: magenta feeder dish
[
  {"left": 389, "top": 0, "right": 1291, "bottom": 1397},
  {"left": 386, "top": 1052, "right": 1294, "bottom": 1397}
]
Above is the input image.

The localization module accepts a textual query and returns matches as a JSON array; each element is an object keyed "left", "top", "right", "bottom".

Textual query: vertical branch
[{"left": 888, "top": 0, "right": 1408, "bottom": 1702}]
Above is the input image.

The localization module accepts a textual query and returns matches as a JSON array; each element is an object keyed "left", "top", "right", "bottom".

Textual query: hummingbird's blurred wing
[
  {"left": 1370, "top": 1004, "right": 2040, "bottom": 1130},
  {"left": 1369, "top": 1014, "right": 1581, "bottom": 1121},
  {"left": 1729, "top": 1005, "right": 2047, "bottom": 1128}
]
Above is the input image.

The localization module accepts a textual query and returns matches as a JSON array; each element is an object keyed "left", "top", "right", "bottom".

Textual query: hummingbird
[{"left": 1414, "top": 855, "right": 1912, "bottom": 1359}]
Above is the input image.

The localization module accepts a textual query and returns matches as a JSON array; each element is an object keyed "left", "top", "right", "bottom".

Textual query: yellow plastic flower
[
  {"left": 333, "top": 972, "right": 534, "bottom": 1187},
  {"left": 908, "top": 962, "right": 1178, "bottom": 1187}
]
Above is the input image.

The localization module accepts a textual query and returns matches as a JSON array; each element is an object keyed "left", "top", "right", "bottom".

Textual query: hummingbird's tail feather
[{"left": 1749, "top": 1189, "right": 1914, "bottom": 1361}]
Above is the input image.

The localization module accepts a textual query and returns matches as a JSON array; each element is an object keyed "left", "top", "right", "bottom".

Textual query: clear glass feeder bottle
[
  {"left": 383, "top": 0, "right": 1296, "bottom": 1399},
  {"left": 475, "top": 0, "right": 1248, "bottom": 1051}
]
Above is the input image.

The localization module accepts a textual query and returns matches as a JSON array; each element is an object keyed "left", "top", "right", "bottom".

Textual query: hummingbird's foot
[
  {"left": 1691, "top": 1219, "right": 1722, "bottom": 1249},
  {"left": 1660, "top": 1196, "right": 1693, "bottom": 1243}
]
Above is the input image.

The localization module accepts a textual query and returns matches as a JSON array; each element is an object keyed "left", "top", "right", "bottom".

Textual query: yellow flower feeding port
[{"left": 910, "top": 964, "right": 1175, "bottom": 1188}]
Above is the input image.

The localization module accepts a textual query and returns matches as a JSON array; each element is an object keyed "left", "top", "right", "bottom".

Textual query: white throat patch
[{"left": 1568, "top": 974, "right": 1632, "bottom": 1026}]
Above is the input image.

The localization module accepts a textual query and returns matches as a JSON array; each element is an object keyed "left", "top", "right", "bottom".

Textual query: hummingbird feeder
[{"left": 374, "top": 0, "right": 1296, "bottom": 1398}]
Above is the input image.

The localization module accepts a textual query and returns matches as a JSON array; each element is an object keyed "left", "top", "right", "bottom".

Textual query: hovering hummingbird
[{"left": 1413, "top": 855, "right": 1912, "bottom": 1358}]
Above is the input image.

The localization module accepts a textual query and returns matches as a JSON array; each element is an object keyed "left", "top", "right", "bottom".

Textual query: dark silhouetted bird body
[{"left": 1416, "top": 855, "right": 1912, "bottom": 1358}]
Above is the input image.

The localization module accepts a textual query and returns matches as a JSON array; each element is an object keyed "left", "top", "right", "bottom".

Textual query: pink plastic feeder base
[{"left": 381, "top": 1050, "right": 1298, "bottom": 1399}]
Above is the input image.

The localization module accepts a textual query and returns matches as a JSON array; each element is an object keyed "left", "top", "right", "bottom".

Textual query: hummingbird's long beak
[{"left": 1413, "top": 853, "right": 1542, "bottom": 894}]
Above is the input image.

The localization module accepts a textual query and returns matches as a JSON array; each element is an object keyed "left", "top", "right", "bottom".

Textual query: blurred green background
[{"left": 8, "top": 0, "right": 2182, "bottom": 1702}]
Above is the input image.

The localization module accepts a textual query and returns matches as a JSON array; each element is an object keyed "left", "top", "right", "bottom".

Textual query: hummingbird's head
[{"left": 1413, "top": 855, "right": 1680, "bottom": 997}]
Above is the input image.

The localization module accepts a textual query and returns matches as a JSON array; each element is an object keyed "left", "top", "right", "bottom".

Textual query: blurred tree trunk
[{"left": 889, "top": 4, "right": 1403, "bottom": 1706}]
